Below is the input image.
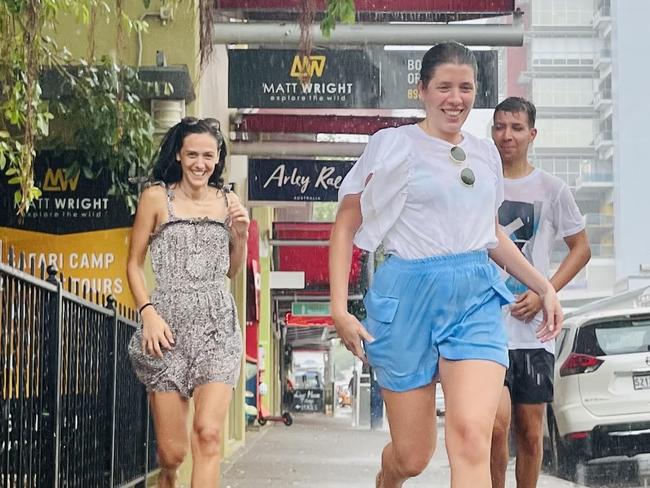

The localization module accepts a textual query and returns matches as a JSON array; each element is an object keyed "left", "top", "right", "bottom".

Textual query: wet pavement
[{"left": 221, "top": 411, "right": 586, "bottom": 487}]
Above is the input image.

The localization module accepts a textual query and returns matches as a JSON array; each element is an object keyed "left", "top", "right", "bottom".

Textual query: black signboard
[
  {"left": 291, "top": 388, "right": 325, "bottom": 413},
  {"left": 379, "top": 49, "right": 498, "bottom": 109},
  {"left": 248, "top": 159, "right": 355, "bottom": 202},
  {"left": 0, "top": 151, "right": 132, "bottom": 234},
  {"left": 229, "top": 49, "right": 379, "bottom": 109},
  {"left": 229, "top": 48, "right": 497, "bottom": 109}
]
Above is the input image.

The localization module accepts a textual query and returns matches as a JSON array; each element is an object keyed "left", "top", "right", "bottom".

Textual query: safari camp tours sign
[{"left": 248, "top": 159, "right": 355, "bottom": 203}]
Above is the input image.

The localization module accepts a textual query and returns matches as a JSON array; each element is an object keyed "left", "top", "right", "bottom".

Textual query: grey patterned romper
[{"left": 128, "top": 183, "right": 242, "bottom": 398}]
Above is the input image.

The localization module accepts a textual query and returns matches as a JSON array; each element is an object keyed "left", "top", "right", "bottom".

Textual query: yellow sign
[
  {"left": 43, "top": 168, "right": 80, "bottom": 192},
  {"left": 1, "top": 227, "right": 134, "bottom": 308},
  {"left": 290, "top": 55, "right": 326, "bottom": 79}
]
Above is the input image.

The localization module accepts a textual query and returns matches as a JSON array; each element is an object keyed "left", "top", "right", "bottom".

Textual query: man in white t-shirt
[{"left": 489, "top": 97, "right": 591, "bottom": 488}]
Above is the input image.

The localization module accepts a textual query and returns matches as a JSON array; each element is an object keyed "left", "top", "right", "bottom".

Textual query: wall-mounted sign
[
  {"left": 229, "top": 48, "right": 497, "bottom": 109},
  {"left": 1, "top": 151, "right": 135, "bottom": 306},
  {"left": 248, "top": 159, "right": 355, "bottom": 202}
]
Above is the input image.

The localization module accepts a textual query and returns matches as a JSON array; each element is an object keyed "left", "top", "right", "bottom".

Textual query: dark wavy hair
[
  {"left": 419, "top": 41, "right": 478, "bottom": 89},
  {"left": 152, "top": 117, "right": 227, "bottom": 188}
]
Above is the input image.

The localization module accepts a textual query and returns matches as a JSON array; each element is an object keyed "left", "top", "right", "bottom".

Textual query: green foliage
[
  {"left": 0, "top": 0, "right": 156, "bottom": 216},
  {"left": 50, "top": 59, "right": 155, "bottom": 215},
  {"left": 320, "top": 0, "right": 356, "bottom": 38}
]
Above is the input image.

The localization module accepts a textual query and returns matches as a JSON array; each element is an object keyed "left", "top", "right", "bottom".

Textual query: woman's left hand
[
  {"left": 536, "top": 287, "right": 563, "bottom": 342},
  {"left": 227, "top": 193, "right": 250, "bottom": 240}
]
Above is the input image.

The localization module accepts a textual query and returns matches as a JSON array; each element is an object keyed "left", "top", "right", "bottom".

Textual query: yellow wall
[
  {"left": 54, "top": 1, "right": 201, "bottom": 114},
  {"left": 254, "top": 207, "right": 281, "bottom": 415}
]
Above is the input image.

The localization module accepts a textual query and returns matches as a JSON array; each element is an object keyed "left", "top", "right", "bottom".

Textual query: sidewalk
[{"left": 221, "top": 412, "right": 585, "bottom": 487}]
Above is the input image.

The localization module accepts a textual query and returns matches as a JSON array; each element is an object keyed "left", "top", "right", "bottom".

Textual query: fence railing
[{"left": 1, "top": 245, "right": 157, "bottom": 487}]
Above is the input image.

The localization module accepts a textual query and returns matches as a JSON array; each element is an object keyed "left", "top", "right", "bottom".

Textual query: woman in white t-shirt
[{"left": 329, "top": 42, "right": 563, "bottom": 488}]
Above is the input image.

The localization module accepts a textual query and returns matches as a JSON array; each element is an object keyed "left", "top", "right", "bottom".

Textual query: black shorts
[{"left": 505, "top": 349, "right": 555, "bottom": 404}]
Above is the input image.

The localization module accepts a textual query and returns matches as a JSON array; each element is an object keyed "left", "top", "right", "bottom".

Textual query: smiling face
[
  {"left": 176, "top": 132, "right": 219, "bottom": 189},
  {"left": 419, "top": 62, "right": 476, "bottom": 140},
  {"left": 491, "top": 110, "right": 537, "bottom": 165}
]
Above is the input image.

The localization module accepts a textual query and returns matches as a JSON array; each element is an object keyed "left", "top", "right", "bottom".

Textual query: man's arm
[
  {"left": 550, "top": 230, "right": 591, "bottom": 291},
  {"left": 511, "top": 230, "right": 591, "bottom": 321}
]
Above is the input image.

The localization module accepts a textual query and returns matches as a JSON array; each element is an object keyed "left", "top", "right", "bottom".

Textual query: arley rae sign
[
  {"left": 228, "top": 48, "right": 497, "bottom": 109},
  {"left": 248, "top": 159, "right": 355, "bottom": 202}
]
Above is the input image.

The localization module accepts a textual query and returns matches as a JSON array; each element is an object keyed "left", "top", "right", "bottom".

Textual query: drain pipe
[{"left": 213, "top": 15, "right": 523, "bottom": 46}]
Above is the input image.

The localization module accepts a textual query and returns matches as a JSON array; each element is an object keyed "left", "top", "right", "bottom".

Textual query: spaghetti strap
[
  {"left": 165, "top": 185, "right": 177, "bottom": 221},
  {"left": 221, "top": 185, "right": 231, "bottom": 226},
  {"left": 222, "top": 185, "right": 230, "bottom": 207}
]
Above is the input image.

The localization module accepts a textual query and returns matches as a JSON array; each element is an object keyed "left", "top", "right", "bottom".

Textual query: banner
[
  {"left": 248, "top": 159, "right": 355, "bottom": 202},
  {"left": 229, "top": 48, "right": 498, "bottom": 109},
  {"left": 1, "top": 151, "right": 135, "bottom": 307}
]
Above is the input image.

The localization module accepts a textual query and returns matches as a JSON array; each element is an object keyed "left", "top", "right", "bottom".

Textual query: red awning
[
  {"left": 285, "top": 313, "right": 335, "bottom": 328},
  {"left": 234, "top": 114, "right": 422, "bottom": 136},
  {"left": 217, "top": 0, "right": 515, "bottom": 13}
]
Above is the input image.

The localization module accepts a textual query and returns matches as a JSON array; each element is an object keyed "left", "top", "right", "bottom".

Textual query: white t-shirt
[
  {"left": 498, "top": 168, "right": 585, "bottom": 353},
  {"left": 338, "top": 124, "right": 505, "bottom": 259}
]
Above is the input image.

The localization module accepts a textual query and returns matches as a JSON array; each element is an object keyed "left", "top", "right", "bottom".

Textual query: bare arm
[
  {"left": 508, "top": 230, "right": 590, "bottom": 323},
  {"left": 489, "top": 221, "right": 563, "bottom": 340},
  {"left": 489, "top": 226, "right": 551, "bottom": 297},
  {"left": 127, "top": 187, "right": 162, "bottom": 309},
  {"left": 329, "top": 194, "right": 373, "bottom": 360},
  {"left": 550, "top": 230, "right": 591, "bottom": 291},
  {"left": 127, "top": 186, "right": 174, "bottom": 357},
  {"left": 226, "top": 191, "right": 250, "bottom": 278}
]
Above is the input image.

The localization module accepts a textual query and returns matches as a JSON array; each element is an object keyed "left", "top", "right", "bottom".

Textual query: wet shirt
[
  {"left": 338, "top": 124, "right": 505, "bottom": 259},
  {"left": 499, "top": 168, "right": 585, "bottom": 353}
]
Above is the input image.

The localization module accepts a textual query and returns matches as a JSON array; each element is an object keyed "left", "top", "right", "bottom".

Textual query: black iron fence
[{"left": 1, "top": 246, "right": 157, "bottom": 487}]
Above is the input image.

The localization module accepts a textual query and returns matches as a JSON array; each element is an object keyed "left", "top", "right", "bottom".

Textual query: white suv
[{"left": 544, "top": 307, "right": 650, "bottom": 479}]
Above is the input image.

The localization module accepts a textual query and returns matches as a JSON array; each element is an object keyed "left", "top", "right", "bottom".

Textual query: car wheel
[{"left": 549, "top": 412, "right": 577, "bottom": 481}]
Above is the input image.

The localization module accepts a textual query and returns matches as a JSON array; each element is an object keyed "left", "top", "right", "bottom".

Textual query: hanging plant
[
  {"left": 0, "top": 0, "right": 160, "bottom": 217},
  {"left": 320, "top": 0, "right": 356, "bottom": 38},
  {"left": 48, "top": 59, "right": 156, "bottom": 214},
  {"left": 297, "top": 0, "right": 356, "bottom": 85}
]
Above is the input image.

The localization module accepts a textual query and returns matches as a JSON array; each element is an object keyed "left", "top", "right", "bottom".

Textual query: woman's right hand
[
  {"left": 333, "top": 311, "right": 374, "bottom": 363},
  {"left": 141, "top": 307, "right": 175, "bottom": 358}
]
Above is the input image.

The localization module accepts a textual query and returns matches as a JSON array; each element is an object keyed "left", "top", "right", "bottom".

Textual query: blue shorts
[{"left": 362, "top": 250, "right": 515, "bottom": 392}]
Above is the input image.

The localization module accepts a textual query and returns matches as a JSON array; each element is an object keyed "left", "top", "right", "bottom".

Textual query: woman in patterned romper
[{"left": 127, "top": 117, "right": 248, "bottom": 487}]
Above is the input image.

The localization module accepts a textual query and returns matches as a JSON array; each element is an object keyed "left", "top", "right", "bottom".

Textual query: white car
[{"left": 544, "top": 307, "right": 650, "bottom": 479}]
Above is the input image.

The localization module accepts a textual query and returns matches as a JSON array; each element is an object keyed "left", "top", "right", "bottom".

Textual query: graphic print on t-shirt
[{"left": 498, "top": 200, "right": 543, "bottom": 295}]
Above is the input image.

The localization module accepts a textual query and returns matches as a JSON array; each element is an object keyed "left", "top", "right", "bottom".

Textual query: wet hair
[
  {"left": 494, "top": 97, "right": 537, "bottom": 128},
  {"left": 419, "top": 41, "right": 478, "bottom": 88},
  {"left": 151, "top": 117, "right": 227, "bottom": 188}
]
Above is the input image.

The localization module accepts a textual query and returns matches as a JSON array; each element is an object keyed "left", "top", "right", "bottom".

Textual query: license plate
[{"left": 633, "top": 374, "right": 650, "bottom": 390}]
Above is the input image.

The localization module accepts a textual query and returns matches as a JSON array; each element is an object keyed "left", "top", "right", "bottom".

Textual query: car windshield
[{"left": 576, "top": 318, "right": 650, "bottom": 356}]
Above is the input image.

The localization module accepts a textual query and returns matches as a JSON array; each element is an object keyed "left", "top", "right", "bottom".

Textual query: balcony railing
[
  {"left": 594, "top": 131, "right": 613, "bottom": 147},
  {"left": 531, "top": 52, "right": 594, "bottom": 68},
  {"left": 586, "top": 213, "right": 614, "bottom": 226},
  {"left": 594, "top": 90, "right": 612, "bottom": 106}
]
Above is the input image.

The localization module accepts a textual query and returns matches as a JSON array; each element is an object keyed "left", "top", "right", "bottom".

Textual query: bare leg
[
  {"left": 513, "top": 403, "right": 545, "bottom": 488},
  {"left": 440, "top": 359, "right": 505, "bottom": 488},
  {"left": 379, "top": 383, "right": 437, "bottom": 488},
  {"left": 150, "top": 392, "right": 190, "bottom": 488},
  {"left": 490, "top": 387, "right": 512, "bottom": 488},
  {"left": 190, "top": 382, "right": 233, "bottom": 487}
]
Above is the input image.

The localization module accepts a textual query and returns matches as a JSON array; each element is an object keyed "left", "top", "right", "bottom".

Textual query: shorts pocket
[
  {"left": 491, "top": 280, "right": 515, "bottom": 306},
  {"left": 364, "top": 288, "right": 399, "bottom": 324}
]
